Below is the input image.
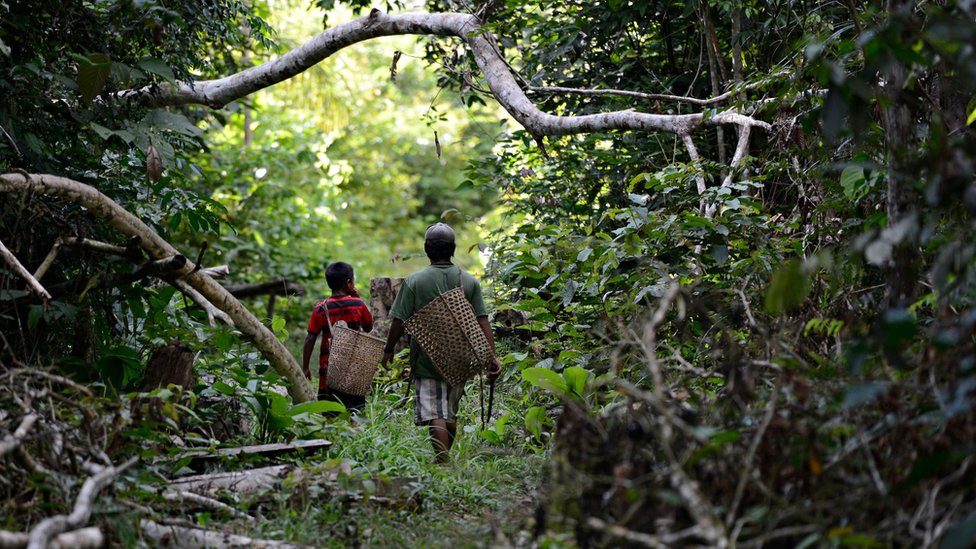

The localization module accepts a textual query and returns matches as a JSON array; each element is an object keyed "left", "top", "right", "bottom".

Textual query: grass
[{"left": 251, "top": 384, "right": 549, "bottom": 548}]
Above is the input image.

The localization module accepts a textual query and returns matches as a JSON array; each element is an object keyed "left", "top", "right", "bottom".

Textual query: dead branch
[
  {"left": 584, "top": 517, "right": 668, "bottom": 548},
  {"left": 628, "top": 283, "right": 728, "bottom": 548},
  {"left": 0, "top": 414, "right": 38, "bottom": 458},
  {"left": 527, "top": 74, "right": 782, "bottom": 105},
  {"left": 139, "top": 520, "right": 315, "bottom": 549},
  {"left": 0, "top": 527, "right": 104, "bottom": 549},
  {"left": 166, "top": 439, "right": 332, "bottom": 465},
  {"left": 0, "top": 172, "right": 316, "bottom": 403},
  {"left": 0, "top": 237, "right": 51, "bottom": 300},
  {"left": 165, "top": 464, "right": 301, "bottom": 497},
  {"left": 202, "top": 265, "right": 230, "bottom": 279},
  {"left": 26, "top": 456, "right": 138, "bottom": 549},
  {"left": 162, "top": 490, "right": 255, "bottom": 521},
  {"left": 726, "top": 392, "right": 777, "bottom": 528},
  {"left": 9, "top": 369, "right": 94, "bottom": 397},
  {"left": 172, "top": 279, "right": 234, "bottom": 327}
]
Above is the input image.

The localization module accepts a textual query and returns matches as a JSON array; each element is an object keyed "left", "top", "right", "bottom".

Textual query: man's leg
[
  {"left": 429, "top": 419, "right": 451, "bottom": 463},
  {"left": 446, "top": 420, "right": 457, "bottom": 449}
]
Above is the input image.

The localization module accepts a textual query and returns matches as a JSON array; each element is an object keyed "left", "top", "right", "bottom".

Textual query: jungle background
[{"left": 1, "top": 0, "right": 976, "bottom": 547}]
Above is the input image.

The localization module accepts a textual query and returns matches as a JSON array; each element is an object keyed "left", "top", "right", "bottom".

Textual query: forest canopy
[{"left": 1, "top": 0, "right": 976, "bottom": 547}]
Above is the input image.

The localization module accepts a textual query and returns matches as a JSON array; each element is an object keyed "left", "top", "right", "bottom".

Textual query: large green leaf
[
  {"left": 522, "top": 366, "right": 567, "bottom": 395},
  {"left": 290, "top": 400, "right": 346, "bottom": 415},
  {"left": 74, "top": 52, "right": 111, "bottom": 103},
  {"left": 562, "top": 366, "right": 590, "bottom": 398},
  {"left": 524, "top": 406, "right": 547, "bottom": 440}
]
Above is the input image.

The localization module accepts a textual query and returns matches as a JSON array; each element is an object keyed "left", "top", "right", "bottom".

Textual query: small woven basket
[
  {"left": 404, "top": 286, "right": 491, "bottom": 386},
  {"left": 326, "top": 323, "right": 385, "bottom": 396}
]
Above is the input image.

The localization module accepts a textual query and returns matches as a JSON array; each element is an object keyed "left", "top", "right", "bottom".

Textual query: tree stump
[
  {"left": 141, "top": 341, "right": 194, "bottom": 391},
  {"left": 369, "top": 277, "right": 408, "bottom": 351}
]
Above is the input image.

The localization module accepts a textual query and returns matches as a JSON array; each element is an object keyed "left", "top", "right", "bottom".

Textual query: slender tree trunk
[
  {"left": 881, "top": 3, "right": 919, "bottom": 307},
  {"left": 701, "top": 0, "right": 727, "bottom": 165}
]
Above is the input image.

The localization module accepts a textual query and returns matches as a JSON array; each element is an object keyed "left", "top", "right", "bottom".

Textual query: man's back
[
  {"left": 391, "top": 264, "right": 487, "bottom": 321},
  {"left": 389, "top": 264, "right": 488, "bottom": 380}
]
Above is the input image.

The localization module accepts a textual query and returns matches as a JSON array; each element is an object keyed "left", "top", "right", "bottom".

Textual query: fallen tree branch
[
  {"left": 26, "top": 456, "right": 139, "bottom": 549},
  {"left": 0, "top": 172, "right": 316, "bottom": 403},
  {"left": 585, "top": 518, "right": 669, "bottom": 548},
  {"left": 139, "top": 520, "right": 314, "bottom": 549},
  {"left": 0, "top": 414, "right": 38, "bottom": 458},
  {"left": 162, "top": 490, "right": 254, "bottom": 521},
  {"left": 166, "top": 464, "right": 301, "bottom": 497},
  {"left": 726, "top": 392, "right": 777, "bottom": 528},
  {"left": 165, "top": 439, "right": 332, "bottom": 465},
  {"left": 0, "top": 527, "right": 104, "bottom": 549},
  {"left": 0, "top": 237, "right": 51, "bottom": 301}
]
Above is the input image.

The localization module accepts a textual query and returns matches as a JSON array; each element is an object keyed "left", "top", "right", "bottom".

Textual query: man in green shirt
[{"left": 381, "top": 223, "right": 502, "bottom": 463}]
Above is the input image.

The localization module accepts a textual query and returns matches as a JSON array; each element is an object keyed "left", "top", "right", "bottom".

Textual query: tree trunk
[
  {"left": 881, "top": 3, "right": 920, "bottom": 307},
  {"left": 369, "top": 277, "right": 408, "bottom": 351},
  {"left": 141, "top": 341, "right": 194, "bottom": 391}
]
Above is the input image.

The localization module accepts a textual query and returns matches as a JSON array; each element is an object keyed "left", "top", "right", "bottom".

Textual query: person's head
[
  {"left": 424, "top": 222, "right": 456, "bottom": 261},
  {"left": 325, "top": 261, "right": 355, "bottom": 292}
]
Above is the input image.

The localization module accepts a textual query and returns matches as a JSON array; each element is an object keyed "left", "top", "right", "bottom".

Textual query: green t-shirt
[{"left": 389, "top": 264, "right": 488, "bottom": 381}]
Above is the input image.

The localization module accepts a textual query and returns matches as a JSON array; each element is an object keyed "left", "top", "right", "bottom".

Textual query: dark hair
[
  {"left": 424, "top": 240, "right": 456, "bottom": 261},
  {"left": 325, "top": 261, "right": 355, "bottom": 291}
]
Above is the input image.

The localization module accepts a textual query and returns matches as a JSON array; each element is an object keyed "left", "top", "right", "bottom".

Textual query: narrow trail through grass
[{"left": 252, "top": 388, "right": 548, "bottom": 548}]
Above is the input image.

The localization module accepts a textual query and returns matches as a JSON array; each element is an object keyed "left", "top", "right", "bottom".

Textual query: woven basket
[
  {"left": 326, "top": 323, "right": 385, "bottom": 396},
  {"left": 404, "top": 286, "right": 491, "bottom": 386}
]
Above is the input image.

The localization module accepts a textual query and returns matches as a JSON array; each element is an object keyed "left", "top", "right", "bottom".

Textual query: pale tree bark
[
  {"left": 26, "top": 457, "right": 138, "bottom": 549},
  {"left": 113, "top": 10, "right": 769, "bottom": 141},
  {"left": 0, "top": 528, "right": 104, "bottom": 549},
  {"left": 140, "top": 520, "right": 314, "bottom": 549},
  {"left": 0, "top": 172, "right": 316, "bottom": 403}
]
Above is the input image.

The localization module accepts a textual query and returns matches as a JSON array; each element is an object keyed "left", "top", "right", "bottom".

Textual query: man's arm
[
  {"left": 302, "top": 331, "right": 317, "bottom": 379},
  {"left": 381, "top": 318, "right": 405, "bottom": 366},
  {"left": 477, "top": 316, "right": 502, "bottom": 380}
]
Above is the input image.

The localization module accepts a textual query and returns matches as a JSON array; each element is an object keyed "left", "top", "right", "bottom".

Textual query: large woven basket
[
  {"left": 404, "top": 286, "right": 491, "bottom": 386},
  {"left": 326, "top": 323, "right": 385, "bottom": 396}
]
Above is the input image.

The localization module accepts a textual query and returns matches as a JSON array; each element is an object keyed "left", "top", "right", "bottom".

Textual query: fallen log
[
  {"left": 26, "top": 457, "right": 139, "bottom": 549},
  {"left": 0, "top": 527, "right": 104, "bottom": 549},
  {"left": 140, "top": 520, "right": 314, "bottom": 549},
  {"left": 161, "top": 490, "right": 255, "bottom": 521},
  {"left": 164, "top": 463, "right": 421, "bottom": 509},
  {"left": 166, "top": 439, "right": 332, "bottom": 466}
]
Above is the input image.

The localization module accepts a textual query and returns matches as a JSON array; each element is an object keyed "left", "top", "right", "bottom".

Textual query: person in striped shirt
[{"left": 302, "top": 261, "right": 374, "bottom": 412}]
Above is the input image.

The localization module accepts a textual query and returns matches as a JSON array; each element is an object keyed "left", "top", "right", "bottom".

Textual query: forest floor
[{"left": 247, "top": 386, "right": 555, "bottom": 548}]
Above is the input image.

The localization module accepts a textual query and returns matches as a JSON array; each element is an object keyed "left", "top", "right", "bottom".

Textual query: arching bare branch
[
  {"left": 113, "top": 10, "right": 769, "bottom": 140},
  {"left": 0, "top": 172, "right": 316, "bottom": 403}
]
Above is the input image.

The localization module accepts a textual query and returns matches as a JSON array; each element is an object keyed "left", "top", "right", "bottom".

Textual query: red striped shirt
[{"left": 306, "top": 296, "right": 373, "bottom": 391}]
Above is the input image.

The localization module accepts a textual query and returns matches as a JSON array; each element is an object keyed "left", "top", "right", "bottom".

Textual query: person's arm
[
  {"left": 361, "top": 302, "right": 374, "bottom": 333},
  {"left": 381, "top": 318, "right": 405, "bottom": 366},
  {"left": 302, "top": 331, "right": 317, "bottom": 380},
  {"left": 477, "top": 316, "right": 502, "bottom": 380}
]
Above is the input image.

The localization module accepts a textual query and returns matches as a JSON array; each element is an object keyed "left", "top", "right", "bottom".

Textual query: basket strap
[{"left": 322, "top": 298, "right": 332, "bottom": 331}]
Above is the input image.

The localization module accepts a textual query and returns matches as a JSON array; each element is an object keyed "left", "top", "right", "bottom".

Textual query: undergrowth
[{"left": 252, "top": 386, "right": 549, "bottom": 548}]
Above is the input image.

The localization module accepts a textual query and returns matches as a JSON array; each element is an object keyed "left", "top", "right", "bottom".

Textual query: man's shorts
[{"left": 414, "top": 377, "right": 465, "bottom": 425}]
